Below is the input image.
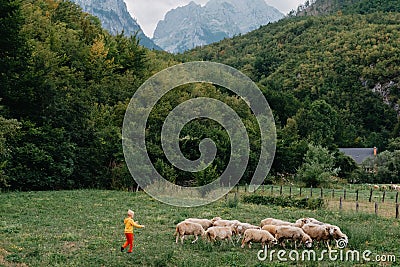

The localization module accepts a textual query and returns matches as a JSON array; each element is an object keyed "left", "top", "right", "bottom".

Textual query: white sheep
[
  {"left": 299, "top": 217, "right": 325, "bottom": 225},
  {"left": 293, "top": 218, "right": 313, "bottom": 227},
  {"left": 326, "top": 224, "right": 348, "bottom": 246},
  {"left": 261, "top": 224, "right": 277, "bottom": 236},
  {"left": 275, "top": 225, "right": 313, "bottom": 249},
  {"left": 236, "top": 222, "right": 260, "bottom": 236},
  {"left": 260, "top": 218, "right": 294, "bottom": 228},
  {"left": 302, "top": 223, "right": 332, "bottom": 248},
  {"left": 241, "top": 229, "right": 278, "bottom": 249},
  {"left": 213, "top": 218, "right": 241, "bottom": 227},
  {"left": 205, "top": 226, "right": 235, "bottom": 245},
  {"left": 303, "top": 223, "right": 348, "bottom": 249},
  {"left": 174, "top": 221, "right": 205, "bottom": 244},
  {"left": 184, "top": 218, "right": 213, "bottom": 230}
]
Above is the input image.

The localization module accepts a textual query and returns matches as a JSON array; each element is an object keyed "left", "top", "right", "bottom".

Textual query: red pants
[{"left": 122, "top": 233, "right": 134, "bottom": 252}]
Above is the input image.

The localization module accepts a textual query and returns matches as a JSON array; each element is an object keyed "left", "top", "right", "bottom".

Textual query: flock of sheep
[
  {"left": 175, "top": 216, "right": 348, "bottom": 250},
  {"left": 372, "top": 184, "right": 400, "bottom": 191}
]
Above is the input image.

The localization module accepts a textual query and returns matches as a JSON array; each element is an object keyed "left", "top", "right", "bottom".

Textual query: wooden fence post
[
  {"left": 356, "top": 190, "right": 359, "bottom": 202},
  {"left": 369, "top": 188, "right": 373, "bottom": 202},
  {"left": 375, "top": 202, "right": 378, "bottom": 216},
  {"left": 289, "top": 186, "right": 292, "bottom": 197},
  {"left": 300, "top": 187, "right": 302, "bottom": 197},
  {"left": 382, "top": 191, "right": 386, "bottom": 203},
  {"left": 271, "top": 186, "right": 273, "bottom": 195},
  {"left": 280, "top": 185, "right": 283, "bottom": 196},
  {"left": 339, "top": 197, "right": 343, "bottom": 210},
  {"left": 343, "top": 189, "right": 346, "bottom": 200},
  {"left": 356, "top": 201, "right": 359, "bottom": 212},
  {"left": 320, "top": 188, "right": 323, "bottom": 198},
  {"left": 396, "top": 203, "right": 399, "bottom": 219},
  {"left": 396, "top": 192, "right": 399, "bottom": 204},
  {"left": 310, "top": 186, "right": 313, "bottom": 197},
  {"left": 332, "top": 189, "right": 335, "bottom": 199}
]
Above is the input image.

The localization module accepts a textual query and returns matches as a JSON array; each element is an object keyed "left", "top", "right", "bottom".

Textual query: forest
[{"left": 1, "top": 0, "right": 400, "bottom": 191}]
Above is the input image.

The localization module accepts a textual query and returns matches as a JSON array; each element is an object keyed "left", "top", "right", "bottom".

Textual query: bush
[{"left": 242, "top": 195, "right": 325, "bottom": 209}]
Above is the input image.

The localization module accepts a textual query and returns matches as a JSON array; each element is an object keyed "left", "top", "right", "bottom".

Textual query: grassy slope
[{"left": 1, "top": 190, "right": 399, "bottom": 266}]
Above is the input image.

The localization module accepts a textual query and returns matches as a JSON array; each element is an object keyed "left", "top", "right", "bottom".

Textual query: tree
[
  {"left": 297, "top": 144, "right": 340, "bottom": 187},
  {"left": 0, "top": 115, "right": 20, "bottom": 189},
  {"left": 295, "top": 100, "right": 339, "bottom": 148}
]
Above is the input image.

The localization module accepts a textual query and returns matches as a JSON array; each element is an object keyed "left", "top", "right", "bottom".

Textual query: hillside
[
  {"left": 294, "top": 0, "right": 400, "bottom": 16},
  {"left": 181, "top": 13, "right": 400, "bottom": 147},
  {"left": 153, "top": 0, "right": 283, "bottom": 53}
]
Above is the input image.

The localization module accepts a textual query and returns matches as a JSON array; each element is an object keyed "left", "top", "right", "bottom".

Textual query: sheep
[
  {"left": 212, "top": 219, "right": 241, "bottom": 236},
  {"left": 294, "top": 218, "right": 315, "bottom": 227},
  {"left": 236, "top": 222, "right": 260, "bottom": 235},
  {"left": 205, "top": 226, "right": 235, "bottom": 245},
  {"left": 184, "top": 218, "right": 213, "bottom": 230},
  {"left": 234, "top": 222, "right": 260, "bottom": 242},
  {"left": 302, "top": 223, "right": 332, "bottom": 248},
  {"left": 298, "top": 217, "right": 325, "bottom": 225},
  {"left": 302, "top": 223, "right": 348, "bottom": 249},
  {"left": 261, "top": 224, "right": 277, "bottom": 236},
  {"left": 213, "top": 218, "right": 241, "bottom": 227},
  {"left": 381, "top": 185, "right": 387, "bottom": 191},
  {"left": 389, "top": 184, "right": 400, "bottom": 191},
  {"left": 275, "top": 225, "right": 313, "bottom": 249},
  {"left": 326, "top": 224, "right": 348, "bottom": 245},
  {"left": 373, "top": 185, "right": 379, "bottom": 190},
  {"left": 260, "top": 218, "right": 295, "bottom": 228},
  {"left": 241, "top": 229, "right": 278, "bottom": 249},
  {"left": 174, "top": 221, "right": 205, "bottom": 244}
]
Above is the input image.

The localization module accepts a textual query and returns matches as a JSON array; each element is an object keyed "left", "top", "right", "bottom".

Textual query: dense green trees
[{"left": 1, "top": 0, "right": 400, "bottom": 191}]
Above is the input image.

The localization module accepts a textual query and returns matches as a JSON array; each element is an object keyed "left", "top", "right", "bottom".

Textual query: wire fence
[{"left": 233, "top": 184, "right": 400, "bottom": 219}]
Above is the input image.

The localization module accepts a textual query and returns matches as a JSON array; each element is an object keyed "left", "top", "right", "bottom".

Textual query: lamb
[
  {"left": 205, "top": 226, "right": 235, "bottom": 245},
  {"left": 174, "top": 221, "right": 205, "bottom": 244},
  {"left": 184, "top": 218, "right": 213, "bottom": 230},
  {"left": 260, "top": 218, "right": 295, "bottom": 228},
  {"left": 275, "top": 225, "right": 313, "bottom": 249},
  {"left": 241, "top": 229, "right": 278, "bottom": 249}
]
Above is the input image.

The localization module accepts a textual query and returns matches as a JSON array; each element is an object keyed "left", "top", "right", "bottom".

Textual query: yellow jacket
[{"left": 124, "top": 217, "right": 144, "bottom": 233}]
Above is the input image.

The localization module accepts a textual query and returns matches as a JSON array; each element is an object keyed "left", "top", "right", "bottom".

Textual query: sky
[{"left": 125, "top": 0, "right": 306, "bottom": 38}]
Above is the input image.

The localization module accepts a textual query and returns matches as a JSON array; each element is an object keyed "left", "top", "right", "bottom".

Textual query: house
[{"left": 339, "top": 147, "right": 377, "bottom": 172}]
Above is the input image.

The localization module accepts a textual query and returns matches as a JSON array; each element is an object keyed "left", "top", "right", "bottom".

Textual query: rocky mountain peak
[{"left": 153, "top": 0, "right": 284, "bottom": 53}]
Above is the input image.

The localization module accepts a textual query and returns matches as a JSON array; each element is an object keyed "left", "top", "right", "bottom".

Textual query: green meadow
[{"left": 1, "top": 190, "right": 399, "bottom": 266}]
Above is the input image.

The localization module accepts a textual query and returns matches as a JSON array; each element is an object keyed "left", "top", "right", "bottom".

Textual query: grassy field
[{"left": 1, "top": 190, "right": 399, "bottom": 267}]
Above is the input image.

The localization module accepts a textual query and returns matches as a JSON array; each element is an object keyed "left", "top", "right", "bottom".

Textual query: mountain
[
  {"left": 70, "top": 0, "right": 162, "bottom": 50},
  {"left": 153, "top": 0, "right": 284, "bottom": 53},
  {"left": 180, "top": 11, "right": 400, "bottom": 150}
]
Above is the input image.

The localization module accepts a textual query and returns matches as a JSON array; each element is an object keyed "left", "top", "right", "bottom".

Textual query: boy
[{"left": 121, "top": 209, "right": 145, "bottom": 253}]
